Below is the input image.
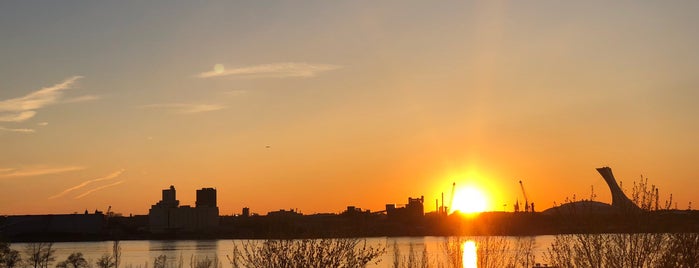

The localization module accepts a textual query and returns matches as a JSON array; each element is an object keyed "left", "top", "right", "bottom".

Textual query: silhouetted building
[
  {"left": 148, "top": 186, "right": 219, "bottom": 233},
  {"left": 162, "top": 185, "right": 178, "bottom": 207},
  {"left": 196, "top": 188, "right": 217, "bottom": 208},
  {"left": 386, "top": 196, "right": 424, "bottom": 221},
  {"left": 406, "top": 196, "right": 425, "bottom": 216},
  {"left": 1, "top": 212, "right": 105, "bottom": 238},
  {"left": 242, "top": 207, "right": 250, "bottom": 217}
]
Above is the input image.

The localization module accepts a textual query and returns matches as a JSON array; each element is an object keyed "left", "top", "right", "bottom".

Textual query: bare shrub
[
  {"left": 507, "top": 236, "right": 536, "bottom": 268},
  {"left": 25, "top": 243, "right": 55, "bottom": 268},
  {"left": 95, "top": 241, "right": 121, "bottom": 268},
  {"left": 227, "top": 238, "right": 385, "bottom": 268},
  {"left": 189, "top": 256, "right": 219, "bottom": 268},
  {"left": 441, "top": 236, "right": 465, "bottom": 268},
  {"left": 56, "top": 252, "right": 90, "bottom": 268},
  {"left": 545, "top": 175, "right": 684, "bottom": 268},
  {"left": 658, "top": 233, "right": 699, "bottom": 268},
  {"left": 96, "top": 255, "right": 115, "bottom": 268},
  {"left": 605, "top": 232, "right": 665, "bottom": 268},
  {"left": 152, "top": 255, "right": 166, "bottom": 268},
  {"left": 112, "top": 241, "right": 121, "bottom": 268},
  {"left": 0, "top": 242, "right": 21, "bottom": 268},
  {"left": 391, "top": 242, "right": 430, "bottom": 268},
  {"left": 545, "top": 234, "right": 607, "bottom": 268}
]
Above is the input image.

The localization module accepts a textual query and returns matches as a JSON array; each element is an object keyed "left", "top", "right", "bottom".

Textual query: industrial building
[
  {"left": 148, "top": 185, "right": 219, "bottom": 233},
  {"left": 0, "top": 212, "right": 105, "bottom": 239},
  {"left": 386, "top": 196, "right": 425, "bottom": 221}
]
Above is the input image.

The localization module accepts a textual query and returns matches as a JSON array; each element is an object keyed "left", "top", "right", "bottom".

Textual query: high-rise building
[
  {"left": 160, "top": 185, "right": 179, "bottom": 208},
  {"left": 148, "top": 185, "right": 219, "bottom": 233},
  {"left": 196, "top": 188, "right": 217, "bottom": 208}
]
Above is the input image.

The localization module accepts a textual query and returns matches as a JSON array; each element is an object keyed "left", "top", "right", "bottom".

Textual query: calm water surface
[{"left": 12, "top": 236, "right": 556, "bottom": 268}]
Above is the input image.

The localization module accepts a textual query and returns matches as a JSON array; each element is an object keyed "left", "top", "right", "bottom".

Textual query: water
[{"left": 10, "top": 236, "right": 556, "bottom": 268}]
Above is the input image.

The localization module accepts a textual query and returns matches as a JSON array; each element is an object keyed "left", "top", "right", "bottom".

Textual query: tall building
[
  {"left": 148, "top": 186, "right": 219, "bottom": 233},
  {"left": 196, "top": 188, "right": 217, "bottom": 208},
  {"left": 162, "top": 185, "right": 178, "bottom": 207}
]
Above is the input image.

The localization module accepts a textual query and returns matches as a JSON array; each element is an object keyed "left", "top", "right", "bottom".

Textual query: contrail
[
  {"left": 49, "top": 169, "right": 125, "bottom": 199},
  {"left": 75, "top": 180, "right": 125, "bottom": 199}
]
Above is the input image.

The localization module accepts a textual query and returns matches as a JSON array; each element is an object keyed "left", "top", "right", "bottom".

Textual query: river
[{"left": 9, "top": 236, "right": 557, "bottom": 268}]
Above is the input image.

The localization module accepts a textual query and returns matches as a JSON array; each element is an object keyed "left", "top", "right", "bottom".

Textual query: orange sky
[{"left": 1, "top": 2, "right": 699, "bottom": 216}]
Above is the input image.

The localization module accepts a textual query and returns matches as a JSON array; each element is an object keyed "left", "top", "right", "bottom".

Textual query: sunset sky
[{"left": 2, "top": 2, "right": 699, "bottom": 216}]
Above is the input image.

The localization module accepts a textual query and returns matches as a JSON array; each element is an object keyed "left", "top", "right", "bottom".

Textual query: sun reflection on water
[{"left": 463, "top": 240, "right": 477, "bottom": 268}]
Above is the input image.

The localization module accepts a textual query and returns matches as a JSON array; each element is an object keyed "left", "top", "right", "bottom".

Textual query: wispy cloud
[
  {"left": 49, "top": 169, "right": 125, "bottom": 199},
  {"left": 0, "top": 166, "right": 85, "bottom": 178},
  {"left": 74, "top": 180, "right": 125, "bottom": 199},
  {"left": 38, "top": 122, "right": 49, "bottom": 126},
  {"left": 63, "top": 95, "right": 101, "bottom": 104},
  {"left": 0, "top": 126, "right": 35, "bottom": 133},
  {"left": 0, "top": 111, "right": 37, "bottom": 122},
  {"left": 224, "top": 90, "right": 248, "bottom": 97},
  {"left": 196, "top": 62, "right": 341, "bottom": 79},
  {"left": 0, "top": 76, "right": 83, "bottom": 122},
  {"left": 143, "top": 103, "right": 225, "bottom": 114}
]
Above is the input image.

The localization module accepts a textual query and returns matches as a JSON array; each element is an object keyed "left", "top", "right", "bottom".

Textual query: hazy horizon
[{"left": 2, "top": 1, "right": 699, "bottom": 216}]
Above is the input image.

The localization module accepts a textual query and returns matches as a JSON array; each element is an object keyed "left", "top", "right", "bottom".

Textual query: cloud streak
[
  {"left": 0, "top": 166, "right": 85, "bottom": 178},
  {"left": 0, "top": 126, "right": 35, "bottom": 133},
  {"left": 143, "top": 103, "right": 225, "bottom": 114},
  {"left": 74, "top": 180, "right": 125, "bottom": 199},
  {"left": 63, "top": 95, "right": 101, "bottom": 104},
  {"left": 0, "top": 76, "right": 83, "bottom": 122},
  {"left": 49, "top": 169, "right": 125, "bottom": 199},
  {"left": 197, "top": 62, "right": 341, "bottom": 79}
]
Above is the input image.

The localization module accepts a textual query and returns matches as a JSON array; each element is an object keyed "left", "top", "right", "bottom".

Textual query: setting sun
[{"left": 450, "top": 186, "right": 489, "bottom": 214}]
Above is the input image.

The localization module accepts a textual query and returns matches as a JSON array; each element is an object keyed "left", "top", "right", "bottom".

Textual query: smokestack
[{"left": 441, "top": 192, "right": 444, "bottom": 214}]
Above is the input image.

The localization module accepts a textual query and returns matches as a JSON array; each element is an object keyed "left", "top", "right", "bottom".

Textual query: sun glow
[
  {"left": 463, "top": 240, "right": 478, "bottom": 268},
  {"left": 450, "top": 186, "right": 488, "bottom": 214}
]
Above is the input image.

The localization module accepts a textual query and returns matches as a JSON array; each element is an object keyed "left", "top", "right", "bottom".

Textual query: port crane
[{"left": 519, "top": 180, "right": 530, "bottom": 212}]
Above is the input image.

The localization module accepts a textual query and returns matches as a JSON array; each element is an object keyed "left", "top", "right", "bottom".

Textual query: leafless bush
[
  {"left": 507, "top": 236, "right": 536, "bottom": 268},
  {"left": 0, "top": 242, "right": 21, "bottom": 268},
  {"left": 545, "top": 234, "right": 607, "bottom": 268},
  {"left": 658, "top": 232, "right": 699, "bottom": 268},
  {"left": 440, "top": 236, "right": 465, "bottom": 268},
  {"left": 189, "top": 256, "right": 219, "bottom": 268},
  {"left": 391, "top": 242, "right": 429, "bottom": 268},
  {"left": 545, "top": 175, "right": 687, "bottom": 268},
  {"left": 439, "top": 236, "right": 534, "bottom": 268},
  {"left": 95, "top": 241, "right": 121, "bottom": 268},
  {"left": 152, "top": 255, "right": 166, "bottom": 268},
  {"left": 56, "top": 252, "right": 90, "bottom": 268},
  {"left": 96, "top": 255, "right": 115, "bottom": 268},
  {"left": 24, "top": 243, "right": 55, "bottom": 268},
  {"left": 227, "top": 238, "right": 385, "bottom": 268},
  {"left": 112, "top": 241, "right": 121, "bottom": 268}
]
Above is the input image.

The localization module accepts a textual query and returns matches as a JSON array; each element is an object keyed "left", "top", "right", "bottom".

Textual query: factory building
[
  {"left": 148, "top": 185, "right": 219, "bottom": 233},
  {"left": 386, "top": 196, "right": 424, "bottom": 221}
]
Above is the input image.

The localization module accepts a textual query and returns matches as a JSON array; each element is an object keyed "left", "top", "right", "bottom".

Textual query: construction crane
[{"left": 519, "top": 180, "right": 529, "bottom": 212}]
